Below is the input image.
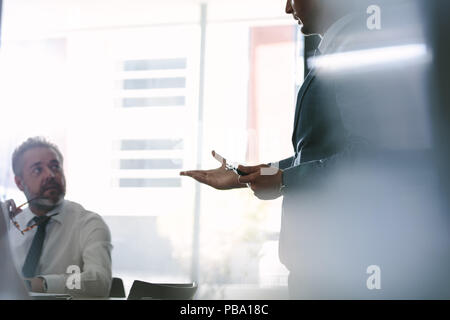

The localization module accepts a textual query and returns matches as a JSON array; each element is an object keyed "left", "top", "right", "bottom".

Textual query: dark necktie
[{"left": 22, "top": 216, "right": 52, "bottom": 278}]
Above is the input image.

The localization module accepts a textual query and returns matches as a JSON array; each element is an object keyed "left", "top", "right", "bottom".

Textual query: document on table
[{"left": 29, "top": 292, "right": 73, "bottom": 300}]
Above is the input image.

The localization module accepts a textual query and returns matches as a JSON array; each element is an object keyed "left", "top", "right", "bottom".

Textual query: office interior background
[
  {"left": 0, "top": 0, "right": 308, "bottom": 299},
  {"left": 1, "top": 0, "right": 450, "bottom": 299}
]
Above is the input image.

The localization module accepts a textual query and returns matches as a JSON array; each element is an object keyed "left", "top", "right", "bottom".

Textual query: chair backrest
[
  {"left": 109, "top": 277, "right": 126, "bottom": 298},
  {"left": 127, "top": 280, "right": 197, "bottom": 300}
]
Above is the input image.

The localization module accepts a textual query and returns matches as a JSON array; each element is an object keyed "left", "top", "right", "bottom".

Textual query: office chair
[
  {"left": 127, "top": 280, "right": 197, "bottom": 300},
  {"left": 109, "top": 277, "right": 126, "bottom": 298}
]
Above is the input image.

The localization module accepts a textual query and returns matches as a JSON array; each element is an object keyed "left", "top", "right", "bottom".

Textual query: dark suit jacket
[{"left": 277, "top": 9, "right": 450, "bottom": 298}]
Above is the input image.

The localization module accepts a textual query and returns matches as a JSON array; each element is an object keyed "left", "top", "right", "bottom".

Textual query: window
[
  {"left": 0, "top": 0, "right": 303, "bottom": 299},
  {"left": 117, "top": 139, "right": 184, "bottom": 189},
  {"left": 122, "top": 96, "right": 185, "bottom": 108}
]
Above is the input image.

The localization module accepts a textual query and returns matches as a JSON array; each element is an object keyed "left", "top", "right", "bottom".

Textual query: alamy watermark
[
  {"left": 366, "top": 265, "right": 381, "bottom": 290},
  {"left": 66, "top": 265, "right": 81, "bottom": 290},
  {"left": 367, "top": 5, "right": 382, "bottom": 30}
]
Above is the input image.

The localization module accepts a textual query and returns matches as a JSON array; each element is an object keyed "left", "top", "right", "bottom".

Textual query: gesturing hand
[
  {"left": 237, "top": 164, "right": 284, "bottom": 200},
  {"left": 180, "top": 151, "right": 246, "bottom": 190}
]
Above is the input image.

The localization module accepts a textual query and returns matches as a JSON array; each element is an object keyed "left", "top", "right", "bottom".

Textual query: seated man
[{"left": 7, "top": 137, "right": 112, "bottom": 297}]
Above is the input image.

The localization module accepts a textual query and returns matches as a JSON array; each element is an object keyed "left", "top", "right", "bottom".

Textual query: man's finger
[
  {"left": 182, "top": 171, "right": 209, "bottom": 184},
  {"left": 180, "top": 170, "right": 206, "bottom": 178},
  {"left": 212, "top": 150, "right": 227, "bottom": 167},
  {"left": 238, "top": 171, "right": 260, "bottom": 184},
  {"left": 238, "top": 165, "right": 264, "bottom": 174},
  {"left": 180, "top": 170, "right": 207, "bottom": 175}
]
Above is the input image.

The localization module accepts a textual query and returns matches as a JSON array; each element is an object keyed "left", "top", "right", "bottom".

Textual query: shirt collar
[
  {"left": 318, "top": 13, "right": 355, "bottom": 55},
  {"left": 24, "top": 200, "right": 66, "bottom": 227}
]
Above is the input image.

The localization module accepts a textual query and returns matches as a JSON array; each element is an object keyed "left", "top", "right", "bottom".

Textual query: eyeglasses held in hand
[{"left": 8, "top": 197, "right": 58, "bottom": 235}]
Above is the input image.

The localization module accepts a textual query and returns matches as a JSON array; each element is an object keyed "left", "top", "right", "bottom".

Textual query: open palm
[{"left": 180, "top": 151, "right": 243, "bottom": 190}]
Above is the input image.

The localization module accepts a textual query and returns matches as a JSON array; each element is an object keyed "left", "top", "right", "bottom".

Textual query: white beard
[
  {"left": 23, "top": 185, "right": 65, "bottom": 211},
  {"left": 35, "top": 196, "right": 64, "bottom": 209}
]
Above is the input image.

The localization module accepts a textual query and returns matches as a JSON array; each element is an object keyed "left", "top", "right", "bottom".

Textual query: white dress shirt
[
  {"left": 8, "top": 200, "right": 112, "bottom": 297},
  {"left": 317, "top": 13, "right": 356, "bottom": 55}
]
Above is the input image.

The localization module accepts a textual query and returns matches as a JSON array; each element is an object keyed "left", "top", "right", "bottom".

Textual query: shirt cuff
[{"left": 40, "top": 274, "right": 66, "bottom": 294}]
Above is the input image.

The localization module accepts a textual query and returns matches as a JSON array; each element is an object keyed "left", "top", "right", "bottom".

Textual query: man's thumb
[{"left": 237, "top": 165, "right": 260, "bottom": 174}]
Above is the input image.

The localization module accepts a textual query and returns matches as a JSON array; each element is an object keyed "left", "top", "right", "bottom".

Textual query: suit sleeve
[
  {"left": 282, "top": 152, "right": 341, "bottom": 192},
  {"left": 273, "top": 156, "right": 294, "bottom": 171},
  {"left": 279, "top": 157, "right": 295, "bottom": 170}
]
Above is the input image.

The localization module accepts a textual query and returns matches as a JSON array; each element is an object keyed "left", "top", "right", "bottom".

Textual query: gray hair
[{"left": 12, "top": 137, "right": 64, "bottom": 177}]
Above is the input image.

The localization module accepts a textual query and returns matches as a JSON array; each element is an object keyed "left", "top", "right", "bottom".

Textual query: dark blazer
[
  {"left": 277, "top": 10, "right": 449, "bottom": 298},
  {"left": 278, "top": 18, "right": 364, "bottom": 283}
]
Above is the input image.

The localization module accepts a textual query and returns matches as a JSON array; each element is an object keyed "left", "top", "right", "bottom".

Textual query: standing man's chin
[
  {"left": 300, "top": 25, "right": 312, "bottom": 36},
  {"left": 298, "top": 21, "right": 317, "bottom": 36}
]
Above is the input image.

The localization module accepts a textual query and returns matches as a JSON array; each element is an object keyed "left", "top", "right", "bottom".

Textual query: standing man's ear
[{"left": 14, "top": 176, "right": 25, "bottom": 192}]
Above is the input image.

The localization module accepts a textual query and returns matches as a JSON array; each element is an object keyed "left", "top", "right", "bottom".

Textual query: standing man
[
  {"left": 7, "top": 137, "right": 112, "bottom": 297},
  {"left": 181, "top": 0, "right": 445, "bottom": 299},
  {"left": 181, "top": 0, "right": 370, "bottom": 298}
]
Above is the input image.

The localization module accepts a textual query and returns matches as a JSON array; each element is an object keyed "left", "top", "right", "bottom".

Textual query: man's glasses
[{"left": 7, "top": 197, "right": 57, "bottom": 235}]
